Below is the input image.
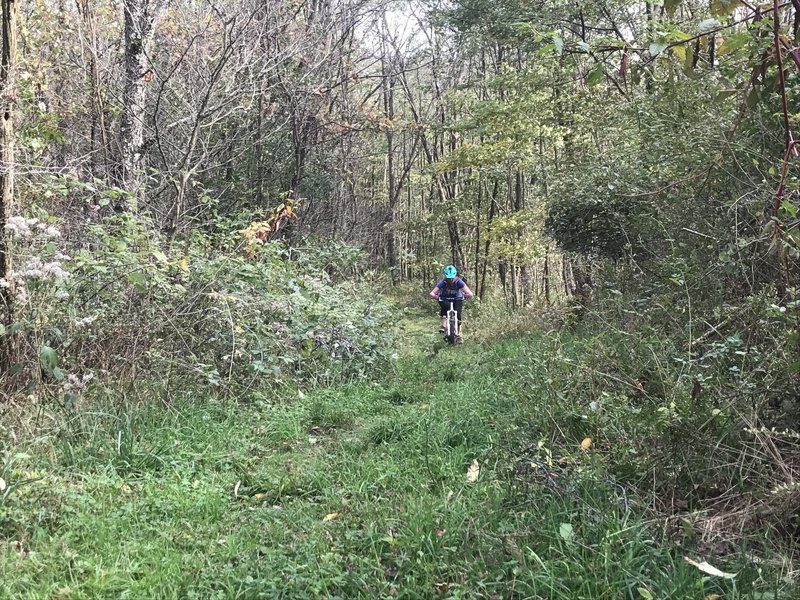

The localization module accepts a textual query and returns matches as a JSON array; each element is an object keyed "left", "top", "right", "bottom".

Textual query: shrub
[{"left": 1, "top": 211, "right": 396, "bottom": 408}]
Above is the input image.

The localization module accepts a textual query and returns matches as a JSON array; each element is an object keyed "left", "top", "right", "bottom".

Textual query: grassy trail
[{"left": 0, "top": 309, "right": 776, "bottom": 599}]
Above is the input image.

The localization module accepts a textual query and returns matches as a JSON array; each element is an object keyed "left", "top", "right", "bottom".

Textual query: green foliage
[
  {"left": 5, "top": 208, "right": 395, "bottom": 405},
  {"left": 1, "top": 312, "right": 793, "bottom": 598},
  {"left": 546, "top": 193, "right": 638, "bottom": 257}
]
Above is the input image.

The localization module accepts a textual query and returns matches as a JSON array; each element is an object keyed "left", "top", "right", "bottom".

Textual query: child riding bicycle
[{"left": 430, "top": 265, "right": 474, "bottom": 344}]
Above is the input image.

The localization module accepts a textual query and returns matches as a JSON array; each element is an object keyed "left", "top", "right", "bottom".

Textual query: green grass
[{"left": 0, "top": 312, "right": 794, "bottom": 599}]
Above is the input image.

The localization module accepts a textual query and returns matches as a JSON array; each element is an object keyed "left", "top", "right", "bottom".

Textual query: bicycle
[
  {"left": 443, "top": 299, "right": 458, "bottom": 344},
  {"left": 438, "top": 297, "right": 466, "bottom": 345}
]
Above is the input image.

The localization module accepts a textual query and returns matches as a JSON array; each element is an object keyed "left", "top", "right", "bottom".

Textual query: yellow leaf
[
  {"left": 705, "top": 595, "right": 721, "bottom": 600},
  {"left": 254, "top": 493, "right": 266, "bottom": 500},
  {"left": 671, "top": 45, "right": 686, "bottom": 62},
  {"left": 178, "top": 256, "right": 190, "bottom": 272},
  {"left": 419, "top": 404, "right": 429, "bottom": 410},
  {"left": 322, "top": 512, "right": 339, "bottom": 522},
  {"left": 466, "top": 459, "right": 480, "bottom": 483},
  {"left": 580, "top": 437, "right": 592, "bottom": 450}
]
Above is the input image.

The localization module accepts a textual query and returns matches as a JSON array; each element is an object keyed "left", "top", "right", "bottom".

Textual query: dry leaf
[
  {"left": 254, "top": 492, "right": 266, "bottom": 500},
  {"left": 683, "top": 556, "right": 737, "bottom": 579},
  {"left": 0, "top": 478, "right": 6, "bottom": 492},
  {"left": 705, "top": 595, "right": 721, "bottom": 600},
  {"left": 580, "top": 437, "right": 592, "bottom": 450},
  {"left": 322, "top": 512, "right": 339, "bottom": 522},
  {"left": 466, "top": 459, "right": 480, "bottom": 483}
]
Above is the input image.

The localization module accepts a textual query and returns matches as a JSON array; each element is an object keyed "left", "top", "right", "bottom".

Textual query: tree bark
[
  {"left": 0, "top": 0, "right": 17, "bottom": 366},
  {"left": 120, "top": 0, "right": 161, "bottom": 210},
  {"left": 479, "top": 180, "right": 499, "bottom": 299}
]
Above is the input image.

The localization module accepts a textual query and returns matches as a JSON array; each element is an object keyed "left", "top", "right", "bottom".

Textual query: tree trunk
[
  {"left": 514, "top": 170, "right": 531, "bottom": 306},
  {"left": 78, "top": 0, "right": 110, "bottom": 182},
  {"left": 571, "top": 256, "right": 593, "bottom": 310},
  {"left": 543, "top": 250, "right": 551, "bottom": 306},
  {"left": 382, "top": 40, "right": 398, "bottom": 283},
  {"left": 120, "top": 0, "right": 160, "bottom": 210},
  {"left": 479, "top": 180, "right": 499, "bottom": 299},
  {"left": 0, "top": 0, "right": 17, "bottom": 367}
]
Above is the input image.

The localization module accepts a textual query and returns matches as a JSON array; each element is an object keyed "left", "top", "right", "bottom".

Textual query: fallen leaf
[
  {"left": 254, "top": 493, "right": 267, "bottom": 500},
  {"left": 580, "top": 437, "right": 592, "bottom": 450},
  {"left": 322, "top": 512, "right": 339, "bottom": 522},
  {"left": 637, "top": 588, "right": 653, "bottom": 600},
  {"left": 233, "top": 480, "right": 241, "bottom": 498},
  {"left": 217, "top": 539, "right": 226, "bottom": 545},
  {"left": 684, "top": 556, "right": 737, "bottom": 579},
  {"left": 419, "top": 403, "right": 429, "bottom": 410},
  {"left": 0, "top": 478, "right": 6, "bottom": 492},
  {"left": 466, "top": 459, "right": 480, "bottom": 482},
  {"left": 559, "top": 522, "right": 574, "bottom": 540},
  {"left": 705, "top": 595, "right": 721, "bottom": 600}
]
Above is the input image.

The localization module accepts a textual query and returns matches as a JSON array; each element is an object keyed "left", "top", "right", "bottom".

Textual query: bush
[{"left": 1, "top": 211, "right": 396, "bottom": 408}]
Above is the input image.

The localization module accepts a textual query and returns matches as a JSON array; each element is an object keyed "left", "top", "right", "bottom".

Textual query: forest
[{"left": 1, "top": 0, "right": 799, "bottom": 597}]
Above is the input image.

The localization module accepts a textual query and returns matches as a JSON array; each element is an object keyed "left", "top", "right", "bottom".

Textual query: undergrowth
[{"left": 1, "top": 304, "right": 796, "bottom": 599}]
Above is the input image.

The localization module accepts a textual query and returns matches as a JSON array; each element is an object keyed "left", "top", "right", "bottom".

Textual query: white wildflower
[
  {"left": 74, "top": 315, "right": 98, "bottom": 329},
  {"left": 42, "top": 261, "right": 69, "bottom": 281},
  {"left": 22, "top": 257, "right": 44, "bottom": 279},
  {"left": 4, "top": 216, "right": 36, "bottom": 239},
  {"left": 14, "top": 282, "right": 28, "bottom": 304},
  {"left": 63, "top": 372, "right": 94, "bottom": 409},
  {"left": 55, "top": 289, "right": 69, "bottom": 300}
]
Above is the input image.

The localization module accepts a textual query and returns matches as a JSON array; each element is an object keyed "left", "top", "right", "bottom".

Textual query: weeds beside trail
[{"left": 0, "top": 307, "right": 795, "bottom": 599}]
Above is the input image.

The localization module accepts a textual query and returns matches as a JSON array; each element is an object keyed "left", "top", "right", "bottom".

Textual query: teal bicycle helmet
[{"left": 443, "top": 265, "right": 457, "bottom": 278}]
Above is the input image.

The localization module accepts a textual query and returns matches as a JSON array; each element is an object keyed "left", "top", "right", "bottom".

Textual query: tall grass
[{"left": 1, "top": 310, "right": 795, "bottom": 598}]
